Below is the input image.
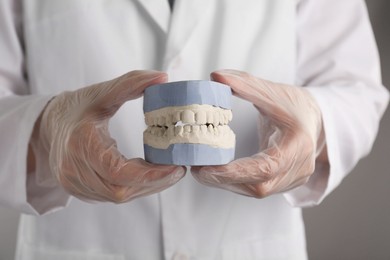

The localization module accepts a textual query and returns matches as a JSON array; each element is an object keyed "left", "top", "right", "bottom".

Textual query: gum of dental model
[{"left": 143, "top": 80, "right": 236, "bottom": 166}]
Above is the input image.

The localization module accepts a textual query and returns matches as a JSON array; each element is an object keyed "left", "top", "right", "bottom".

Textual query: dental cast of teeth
[
  {"left": 143, "top": 80, "right": 235, "bottom": 165},
  {"left": 145, "top": 104, "right": 233, "bottom": 126},
  {"left": 144, "top": 104, "right": 235, "bottom": 149}
]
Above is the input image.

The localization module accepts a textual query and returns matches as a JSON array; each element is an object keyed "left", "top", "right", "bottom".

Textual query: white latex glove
[
  {"left": 192, "top": 70, "right": 325, "bottom": 198},
  {"left": 30, "top": 70, "right": 186, "bottom": 203}
]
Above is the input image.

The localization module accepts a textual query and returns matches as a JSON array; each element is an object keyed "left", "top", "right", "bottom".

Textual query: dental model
[{"left": 143, "top": 80, "right": 236, "bottom": 165}]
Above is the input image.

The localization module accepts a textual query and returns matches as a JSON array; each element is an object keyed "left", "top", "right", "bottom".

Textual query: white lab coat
[{"left": 0, "top": 0, "right": 388, "bottom": 259}]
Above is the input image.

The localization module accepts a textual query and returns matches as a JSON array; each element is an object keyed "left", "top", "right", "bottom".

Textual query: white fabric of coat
[{"left": 0, "top": 0, "right": 388, "bottom": 259}]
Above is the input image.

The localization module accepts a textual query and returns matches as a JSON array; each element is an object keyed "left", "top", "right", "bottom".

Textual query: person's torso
[{"left": 17, "top": 0, "right": 306, "bottom": 259}]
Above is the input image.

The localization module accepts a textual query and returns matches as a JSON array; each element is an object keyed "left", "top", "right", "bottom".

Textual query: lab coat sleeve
[
  {"left": 0, "top": 0, "right": 70, "bottom": 215},
  {"left": 283, "top": 0, "right": 389, "bottom": 207}
]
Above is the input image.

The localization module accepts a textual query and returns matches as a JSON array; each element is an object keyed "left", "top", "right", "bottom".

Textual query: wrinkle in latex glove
[
  {"left": 191, "top": 70, "right": 325, "bottom": 198},
  {"left": 30, "top": 70, "right": 186, "bottom": 203}
]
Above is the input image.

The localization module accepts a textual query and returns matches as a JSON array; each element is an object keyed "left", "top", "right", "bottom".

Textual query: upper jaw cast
[{"left": 145, "top": 104, "right": 233, "bottom": 127}]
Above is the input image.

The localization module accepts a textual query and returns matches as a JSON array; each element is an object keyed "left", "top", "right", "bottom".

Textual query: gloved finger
[
  {"left": 85, "top": 70, "right": 168, "bottom": 119},
  {"left": 59, "top": 171, "right": 136, "bottom": 203},
  {"left": 77, "top": 122, "right": 186, "bottom": 186},
  {"left": 109, "top": 167, "right": 186, "bottom": 201},
  {"left": 59, "top": 156, "right": 186, "bottom": 203},
  {"left": 211, "top": 70, "right": 297, "bottom": 126},
  {"left": 191, "top": 130, "right": 302, "bottom": 185},
  {"left": 58, "top": 170, "right": 106, "bottom": 202},
  {"left": 91, "top": 164, "right": 186, "bottom": 203},
  {"left": 245, "top": 138, "right": 315, "bottom": 197},
  {"left": 100, "top": 158, "right": 187, "bottom": 188},
  {"left": 247, "top": 173, "right": 311, "bottom": 198},
  {"left": 191, "top": 128, "right": 315, "bottom": 191},
  {"left": 192, "top": 163, "right": 311, "bottom": 199},
  {"left": 191, "top": 146, "right": 286, "bottom": 185},
  {"left": 190, "top": 176, "right": 256, "bottom": 198},
  {"left": 191, "top": 156, "right": 277, "bottom": 185},
  {"left": 191, "top": 169, "right": 283, "bottom": 199}
]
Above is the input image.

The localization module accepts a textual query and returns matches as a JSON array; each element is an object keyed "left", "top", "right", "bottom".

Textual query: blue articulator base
[
  {"left": 143, "top": 80, "right": 232, "bottom": 112},
  {"left": 144, "top": 143, "right": 235, "bottom": 166}
]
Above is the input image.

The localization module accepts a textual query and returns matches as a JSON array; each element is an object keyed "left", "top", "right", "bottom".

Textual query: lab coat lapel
[
  {"left": 134, "top": 0, "right": 171, "bottom": 33},
  {"left": 163, "top": 0, "right": 212, "bottom": 68}
]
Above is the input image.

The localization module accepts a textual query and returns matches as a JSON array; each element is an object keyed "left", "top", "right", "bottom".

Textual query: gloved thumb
[
  {"left": 211, "top": 69, "right": 290, "bottom": 122},
  {"left": 84, "top": 70, "right": 168, "bottom": 118},
  {"left": 210, "top": 69, "right": 273, "bottom": 105}
]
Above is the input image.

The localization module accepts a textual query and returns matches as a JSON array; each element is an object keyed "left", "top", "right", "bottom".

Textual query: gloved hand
[
  {"left": 30, "top": 70, "right": 186, "bottom": 203},
  {"left": 191, "top": 70, "right": 325, "bottom": 198}
]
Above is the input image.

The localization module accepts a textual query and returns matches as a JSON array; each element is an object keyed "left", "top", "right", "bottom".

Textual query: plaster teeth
[
  {"left": 175, "top": 125, "right": 183, "bottom": 136},
  {"left": 192, "top": 125, "right": 200, "bottom": 133},
  {"left": 218, "top": 125, "right": 224, "bottom": 134},
  {"left": 168, "top": 125, "right": 175, "bottom": 136},
  {"left": 207, "top": 111, "right": 214, "bottom": 124},
  {"left": 223, "top": 112, "right": 228, "bottom": 124},
  {"left": 158, "top": 117, "right": 165, "bottom": 126},
  {"left": 182, "top": 110, "right": 195, "bottom": 124},
  {"left": 207, "top": 124, "right": 214, "bottom": 134},
  {"left": 173, "top": 111, "right": 181, "bottom": 123},
  {"left": 227, "top": 110, "right": 233, "bottom": 121},
  {"left": 200, "top": 125, "right": 207, "bottom": 134},
  {"left": 184, "top": 125, "right": 191, "bottom": 133},
  {"left": 213, "top": 113, "right": 220, "bottom": 126},
  {"left": 195, "top": 110, "right": 207, "bottom": 125},
  {"left": 144, "top": 125, "right": 235, "bottom": 149},
  {"left": 144, "top": 104, "right": 233, "bottom": 127},
  {"left": 214, "top": 127, "right": 219, "bottom": 136},
  {"left": 220, "top": 114, "right": 225, "bottom": 125},
  {"left": 145, "top": 117, "right": 152, "bottom": 126},
  {"left": 165, "top": 114, "right": 173, "bottom": 125},
  {"left": 221, "top": 125, "right": 228, "bottom": 134}
]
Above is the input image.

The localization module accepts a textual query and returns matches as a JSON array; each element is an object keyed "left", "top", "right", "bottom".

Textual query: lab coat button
[{"left": 172, "top": 252, "right": 189, "bottom": 260}]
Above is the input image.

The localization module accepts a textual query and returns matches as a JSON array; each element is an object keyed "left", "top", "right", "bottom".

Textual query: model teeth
[
  {"left": 144, "top": 104, "right": 235, "bottom": 149},
  {"left": 144, "top": 124, "right": 235, "bottom": 149},
  {"left": 182, "top": 110, "right": 195, "bottom": 124},
  {"left": 174, "top": 125, "right": 183, "bottom": 136},
  {"left": 195, "top": 110, "right": 207, "bottom": 125},
  {"left": 145, "top": 123, "right": 231, "bottom": 136},
  {"left": 213, "top": 113, "right": 220, "bottom": 126},
  {"left": 200, "top": 125, "right": 207, "bottom": 134},
  {"left": 192, "top": 125, "right": 200, "bottom": 133},
  {"left": 173, "top": 111, "right": 181, "bottom": 123},
  {"left": 144, "top": 104, "right": 233, "bottom": 127}
]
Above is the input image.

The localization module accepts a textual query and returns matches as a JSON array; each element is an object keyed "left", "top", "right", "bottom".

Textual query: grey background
[
  {"left": 303, "top": 1, "right": 390, "bottom": 259},
  {"left": 0, "top": 1, "right": 389, "bottom": 259}
]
